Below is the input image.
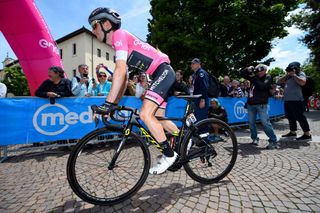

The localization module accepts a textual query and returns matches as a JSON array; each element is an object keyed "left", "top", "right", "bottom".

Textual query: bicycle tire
[
  {"left": 181, "top": 118, "right": 237, "bottom": 184},
  {"left": 67, "top": 126, "right": 150, "bottom": 206}
]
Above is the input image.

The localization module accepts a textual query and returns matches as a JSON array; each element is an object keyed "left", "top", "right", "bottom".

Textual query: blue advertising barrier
[{"left": 0, "top": 97, "right": 284, "bottom": 146}]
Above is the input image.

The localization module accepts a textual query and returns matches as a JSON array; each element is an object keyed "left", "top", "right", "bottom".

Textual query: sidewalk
[{"left": 0, "top": 110, "right": 319, "bottom": 213}]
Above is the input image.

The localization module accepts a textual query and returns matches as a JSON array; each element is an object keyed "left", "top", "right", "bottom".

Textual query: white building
[{"left": 56, "top": 27, "right": 116, "bottom": 79}]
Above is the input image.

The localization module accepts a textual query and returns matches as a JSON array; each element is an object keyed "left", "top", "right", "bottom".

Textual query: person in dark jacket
[
  {"left": 220, "top": 75, "right": 231, "bottom": 97},
  {"left": 172, "top": 70, "right": 190, "bottom": 95},
  {"left": 208, "top": 98, "right": 228, "bottom": 123},
  {"left": 35, "top": 66, "right": 73, "bottom": 102},
  {"left": 240, "top": 64, "right": 277, "bottom": 149},
  {"left": 208, "top": 98, "right": 228, "bottom": 140},
  {"left": 191, "top": 58, "right": 209, "bottom": 122}
]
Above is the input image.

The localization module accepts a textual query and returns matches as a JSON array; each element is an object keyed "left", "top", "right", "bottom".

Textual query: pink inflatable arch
[{"left": 0, "top": 0, "right": 63, "bottom": 95}]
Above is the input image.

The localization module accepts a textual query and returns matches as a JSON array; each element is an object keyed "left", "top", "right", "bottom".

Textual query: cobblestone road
[{"left": 1, "top": 110, "right": 319, "bottom": 213}]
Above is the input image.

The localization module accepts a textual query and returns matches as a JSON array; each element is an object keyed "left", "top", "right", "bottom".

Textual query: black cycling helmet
[{"left": 88, "top": 7, "right": 121, "bottom": 30}]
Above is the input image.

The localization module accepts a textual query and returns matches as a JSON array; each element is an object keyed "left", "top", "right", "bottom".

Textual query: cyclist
[{"left": 88, "top": 7, "right": 180, "bottom": 175}]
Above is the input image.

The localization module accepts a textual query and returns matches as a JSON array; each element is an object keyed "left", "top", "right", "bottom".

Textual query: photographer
[
  {"left": 277, "top": 62, "right": 311, "bottom": 141},
  {"left": 72, "top": 64, "right": 95, "bottom": 97},
  {"left": 240, "top": 64, "right": 277, "bottom": 149}
]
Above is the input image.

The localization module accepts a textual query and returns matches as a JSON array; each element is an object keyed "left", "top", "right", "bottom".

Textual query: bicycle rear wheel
[
  {"left": 181, "top": 118, "right": 237, "bottom": 184},
  {"left": 67, "top": 127, "right": 150, "bottom": 206}
]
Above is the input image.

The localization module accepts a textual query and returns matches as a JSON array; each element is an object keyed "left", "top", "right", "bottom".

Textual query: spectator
[
  {"left": 187, "top": 75, "right": 194, "bottom": 95},
  {"left": 135, "top": 73, "right": 148, "bottom": 100},
  {"left": 269, "top": 84, "right": 277, "bottom": 97},
  {"left": 244, "top": 80, "right": 250, "bottom": 91},
  {"left": 208, "top": 98, "right": 228, "bottom": 141},
  {"left": 172, "top": 70, "right": 189, "bottom": 95},
  {"left": 227, "top": 80, "right": 244, "bottom": 97},
  {"left": 191, "top": 58, "right": 209, "bottom": 121},
  {"left": 240, "top": 64, "right": 277, "bottom": 149},
  {"left": 125, "top": 74, "right": 138, "bottom": 96},
  {"left": 277, "top": 62, "right": 312, "bottom": 141},
  {"left": 0, "top": 82, "right": 7, "bottom": 97},
  {"left": 92, "top": 70, "right": 112, "bottom": 96},
  {"left": 72, "top": 64, "right": 94, "bottom": 97},
  {"left": 220, "top": 75, "right": 231, "bottom": 97},
  {"left": 35, "top": 66, "right": 73, "bottom": 101},
  {"left": 239, "top": 81, "right": 248, "bottom": 97}
]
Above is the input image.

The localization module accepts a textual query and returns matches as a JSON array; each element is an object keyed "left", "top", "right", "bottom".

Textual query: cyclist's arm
[{"left": 106, "top": 59, "right": 127, "bottom": 104}]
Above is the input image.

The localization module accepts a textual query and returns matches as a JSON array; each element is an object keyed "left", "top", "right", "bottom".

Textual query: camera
[
  {"left": 285, "top": 62, "right": 300, "bottom": 74},
  {"left": 240, "top": 66, "right": 255, "bottom": 77}
]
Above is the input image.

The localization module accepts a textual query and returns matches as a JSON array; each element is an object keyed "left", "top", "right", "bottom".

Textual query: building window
[
  {"left": 106, "top": 52, "right": 110, "bottom": 60},
  {"left": 59, "top": 49, "right": 63, "bottom": 59},
  {"left": 72, "top": 43, "right": 76, "bottom": 55},
  {"left": 113, "top": 55, "right": 116, "bottom": 63},
  {"left": 97, "top": 48, "right": 101, "bottom": 57}
]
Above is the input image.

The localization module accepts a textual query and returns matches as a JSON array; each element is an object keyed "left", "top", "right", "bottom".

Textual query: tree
[
  {"left": 147, "top": 0, "right": 300, "bottom": 78},
  {"left": 303, "top": 61, "right": 320, "bottom": 93},
  {"left": 268, "top": 67, "right": 285, "bottom": 84},
  {"left": 293, "top": 1, "right": 320, "bottom": 72},
  {"left": 2, "top": 66, "right": 30, "bottom": 96}
]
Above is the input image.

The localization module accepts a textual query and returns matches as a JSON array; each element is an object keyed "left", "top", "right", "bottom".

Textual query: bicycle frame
[
  {"left": 121, "top": 100, "right": 196, "bottom": 151},
  {"left": 106, "top": 98, "right": 200, "bottom": 170}
]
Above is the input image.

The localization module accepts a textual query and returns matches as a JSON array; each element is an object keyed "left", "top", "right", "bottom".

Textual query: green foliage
[
  {"left": 292, "top": 1, "right": 320, "bottom": 72},
  {"left": 2, "top": 66, "right": 30, "bottom": 96},
  {"left": 268, "top": 67, "right": 285, "bottom": 83},
  {"left": 303, "top": 61, "right": 320, "bottom": 93},
  {"left": 148, "top": 0, "right": 300, "bottom": 78}
]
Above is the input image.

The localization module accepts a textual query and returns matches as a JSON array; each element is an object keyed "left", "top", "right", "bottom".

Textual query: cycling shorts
[{"left": 144, "top": 63, "right": 175, "bottom": 109}]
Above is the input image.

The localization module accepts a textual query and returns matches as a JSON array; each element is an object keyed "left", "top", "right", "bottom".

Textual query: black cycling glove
[{"left": 91, "top": 101, "right": 117, "bottom": 115}]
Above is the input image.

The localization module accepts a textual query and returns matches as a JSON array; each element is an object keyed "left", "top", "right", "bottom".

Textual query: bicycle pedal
[{"left": 167, "top": 156, "right": 182, "bottom": 172}]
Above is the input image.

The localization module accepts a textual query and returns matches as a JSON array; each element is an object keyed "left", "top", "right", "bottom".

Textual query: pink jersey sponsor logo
[
  {"left": 133, "top": 39, "right": 151, "bottom": 51},
  {"left": 114, "top": 40, "right": 123, "bottom": 47}
]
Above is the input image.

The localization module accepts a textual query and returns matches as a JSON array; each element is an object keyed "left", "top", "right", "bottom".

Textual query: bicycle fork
[{"left": 107, "top": 136, "right": 128, "bottom": 170}]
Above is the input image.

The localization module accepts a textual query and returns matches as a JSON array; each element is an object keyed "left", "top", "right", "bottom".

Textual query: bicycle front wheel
[
  {"left": 67, "top": 127, "right": 150, "bottom": 206},
  {"left": 181, "top": 118, "right": 238, "bottom": 184}
]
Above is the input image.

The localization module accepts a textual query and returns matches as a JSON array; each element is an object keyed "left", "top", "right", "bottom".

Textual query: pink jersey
[{"left": 112, "top": 29, "right": 170, "bottom": 75}]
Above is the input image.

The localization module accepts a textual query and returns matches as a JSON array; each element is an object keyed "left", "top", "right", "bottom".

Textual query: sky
[{"left": 0, "top": 0, "right": 310, "bottom": 70}]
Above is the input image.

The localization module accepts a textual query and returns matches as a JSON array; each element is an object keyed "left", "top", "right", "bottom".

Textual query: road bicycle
[{"left": 67, "top": 94, "right": 237, "bottom": 206}]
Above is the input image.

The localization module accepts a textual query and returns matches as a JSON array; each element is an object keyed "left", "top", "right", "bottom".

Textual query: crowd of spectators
[{"left": 33, "top": 61, "right": 290, "bottom": 105}]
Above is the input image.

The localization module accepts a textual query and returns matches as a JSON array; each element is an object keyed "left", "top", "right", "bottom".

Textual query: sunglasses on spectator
[{"left": 98, "top": 74, "right": 107, "bottom": 78}]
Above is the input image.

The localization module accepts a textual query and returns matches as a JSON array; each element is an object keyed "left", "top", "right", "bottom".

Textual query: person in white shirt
[
  {"left": 135, "top": 73, "right": 148, "bottom": 100},
  {"left": 71, "top": 64, "right": 94, "bottom": 97},
  {"left": 0, "top": 82, "right": 7, "bottom": 97}
]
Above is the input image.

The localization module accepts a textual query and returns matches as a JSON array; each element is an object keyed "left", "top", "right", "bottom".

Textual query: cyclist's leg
[
  {"left": 140, "top": 100, "right": 167, "bottom": 144},
  {"left": 155, "top": 104, "right": 180, "bottom": 134},
  {"left": 141, "top": 63, "right": 177, "bottom": 174}
]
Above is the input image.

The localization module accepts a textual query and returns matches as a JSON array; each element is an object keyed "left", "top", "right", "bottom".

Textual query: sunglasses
[
  {"left": 98, "top": 74, "right": 107, "bottom": 78},
  {"left": 91, "top": 20, "right": 100, "bottom": 30}
]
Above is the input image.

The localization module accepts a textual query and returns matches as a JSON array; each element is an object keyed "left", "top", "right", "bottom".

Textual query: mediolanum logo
[
  {"left": 32, "top": 103, "right": 92, "bottom": 136},
  {"left": 234, "top": 100, "right": 247, "bottom": 120}
]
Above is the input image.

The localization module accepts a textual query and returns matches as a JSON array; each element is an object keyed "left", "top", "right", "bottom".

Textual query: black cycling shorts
[{"left": 144, "top": 63, "right": 175, "bottom": 108}]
